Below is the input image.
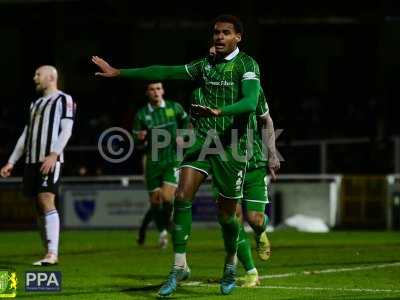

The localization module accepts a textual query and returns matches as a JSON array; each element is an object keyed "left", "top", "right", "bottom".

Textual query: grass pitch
[{"left": 1, "top": 229, "right": 399, "bottom": 299}]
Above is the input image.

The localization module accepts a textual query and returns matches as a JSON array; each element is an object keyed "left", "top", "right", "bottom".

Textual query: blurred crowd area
[{"left": 0, "top": 0, "right": 397, "bottom": 175}]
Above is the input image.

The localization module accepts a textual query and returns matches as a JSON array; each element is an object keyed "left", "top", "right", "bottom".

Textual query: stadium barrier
[
  {"left": 340, "top": 176, "right": 388, "bottom": 228},
  {"left": 1, "top": 174, "right": 398, "bottom": 230},
  {"left": 268, "top": 174, "right": 342, "bottom": 228},
  {"left": 387, "top": 174, "right": 400, "bottom": 230}
]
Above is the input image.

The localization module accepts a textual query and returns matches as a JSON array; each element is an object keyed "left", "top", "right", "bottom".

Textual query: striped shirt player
[
  {"left": 10, "top": 90, "right": 76, "bottom": 197},
  {"left": 133, "top": 99, "right": 189, "bottom": 192},
  {"left": 1, "top": 65, "right": 76, "bottom": 267}
]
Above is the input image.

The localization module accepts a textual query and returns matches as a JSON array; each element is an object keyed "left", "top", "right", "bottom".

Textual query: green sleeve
[
  {"left": 184, "top": 59, "right": 204, "bottom": 80},
  {"left": 120, "top": 65, "right": 191, "bottom": 80},
  {"left": 220, "top": 80, "right": 260, "bottom": 116},
  {"left": 256, "top": 88, "right": 269, "bottom": 117},
  {"left": 175, "top": 103, "right": 189, "bottom": 129}
]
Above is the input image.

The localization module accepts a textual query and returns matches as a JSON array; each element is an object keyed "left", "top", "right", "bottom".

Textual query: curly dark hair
[{"left": 212, "top": 15, "right": 244, "bottom": 34}]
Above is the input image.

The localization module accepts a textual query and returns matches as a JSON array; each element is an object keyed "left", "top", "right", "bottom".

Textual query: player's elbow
[{"left": 265, "top": 114, "right": 273, "bottom": 127}]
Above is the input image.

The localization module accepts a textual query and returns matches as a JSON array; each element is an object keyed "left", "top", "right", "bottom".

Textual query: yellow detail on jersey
[{"left": 166, "top": 108, "right": 175, "bottom": 117}]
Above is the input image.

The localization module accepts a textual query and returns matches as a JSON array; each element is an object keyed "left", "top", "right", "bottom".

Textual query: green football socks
[
  {"left": 218, "top": 215, "right": 241, "bottom": 258},
  {"left": 237, "top": 223, "right": 256, "bottom": 271},
  {"left": 171, "top": 200, "right": 192, "bottom": 253}
]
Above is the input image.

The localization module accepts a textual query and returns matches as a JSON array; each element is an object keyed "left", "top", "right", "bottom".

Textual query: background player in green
[
  {"left": 133, "top": 82, "right": 189, "bottom": 249},
  {"left": 92, "top": 15, "right": 261, "bottom": 296},
  {"left": 236, "top": 88, "right": 280, "bottom": 287}
]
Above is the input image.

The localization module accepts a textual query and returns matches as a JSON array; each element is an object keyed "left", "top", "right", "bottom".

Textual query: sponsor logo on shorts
[{"left": 42, "top": 176, "right": 49, "bottom": 187}]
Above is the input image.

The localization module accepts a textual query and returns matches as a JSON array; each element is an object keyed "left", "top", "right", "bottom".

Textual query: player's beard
[{"left": 35, "top": 84, "right": 45, "bottom": 94}]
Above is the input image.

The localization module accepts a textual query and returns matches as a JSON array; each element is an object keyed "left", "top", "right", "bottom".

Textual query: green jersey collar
[{"left": 148, "top": 99, "right": 166, "bottom": 112}]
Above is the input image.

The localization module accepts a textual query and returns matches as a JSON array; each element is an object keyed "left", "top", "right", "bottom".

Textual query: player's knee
[
  {"left": 160, "top": 189, "right": 175, "bottom": 203},
  {"left": 37, "top": 201, "right": 55, "bottom": 214},
  {"left": 175, "top": 188, "right": 192, "bottom": 202},
  {"left": 235, "top": 205, "right": 243, "bottom": 221},
  {"left": 37, "top": 193, "right": 56, "bottom": 213},
  {"left": 218, "top": 214, "right": 236, "bottom": 226},
  {"left": 218, "top": 209, "right": 236, "bottom": 224},
  {"left": 247, "top": 212, "right": 264, "bottom": 227},
  {"left": 149, "top": 191, "right": 161, "bottom": 204}
]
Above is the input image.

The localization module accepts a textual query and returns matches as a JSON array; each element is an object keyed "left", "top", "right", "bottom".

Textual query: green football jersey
[
  {"left": 186, "top": 49, "right": 260, "bottom": 149},
  {"left": 247, "top": 88, "right": 270, "bottom": 170},
  {"left": 132, "top": 100, "right": 188, "bottom": 164}
]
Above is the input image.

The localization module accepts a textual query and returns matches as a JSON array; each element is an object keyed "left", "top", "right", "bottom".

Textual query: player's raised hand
[
  {"left": 0, "top": 163, "right": 14, "bottom": 178},
  {"left": 91, "top": 56, "right": 120, "bottom": 77},
  {"left": 209, "top": 46, "right": 216, "bottom": 56},
  {"left": 191, "top": 104, "right": 221, "bottom": 117}
]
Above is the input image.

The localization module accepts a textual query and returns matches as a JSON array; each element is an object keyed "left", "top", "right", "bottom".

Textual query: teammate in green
[
  {"left": 133, "top": 82, "right": 189, "bottom": 248},
  {"left": 92, "top": 15, "right": 261, "bottom": 296},
  {"left": 236, "top": 87, "right": 280, "bottom": 287}
]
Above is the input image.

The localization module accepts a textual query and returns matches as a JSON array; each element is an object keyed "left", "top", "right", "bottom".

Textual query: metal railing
[{"left": 1, "top": 136, "right": 399, "bottom": 174}]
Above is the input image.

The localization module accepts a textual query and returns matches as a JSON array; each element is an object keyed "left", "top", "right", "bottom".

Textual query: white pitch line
[
  {"left": 260, "top": 262, "right": 400, "bottom": 279},
  {"left": 253, "top": 286, "right": 400, "bottom": 293},
  {"left": 181, "top": 283, "right": 400, "bottom": 294},
  {"left": 181, "top": 262, "right": 400, "bottom": 293}
]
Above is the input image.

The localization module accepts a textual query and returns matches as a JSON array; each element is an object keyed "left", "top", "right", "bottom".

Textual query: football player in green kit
[
  {"left": 133, "top": 82, "right": 189, "bottom": 249},
  {"left": 92, "top": 15, "right": 261, "bottom": 296},
  {"left": 206, "top": 45, "right": 280, "bottom": 288}
]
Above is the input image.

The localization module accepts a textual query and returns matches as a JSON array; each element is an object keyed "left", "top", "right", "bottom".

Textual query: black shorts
[{"left": 23, "top": 162, "right": 62, "bottom": 198}]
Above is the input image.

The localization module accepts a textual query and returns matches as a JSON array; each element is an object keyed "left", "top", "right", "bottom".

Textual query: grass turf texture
[{"left": 1, "top": 229, "right": 399, "bottom": 299}]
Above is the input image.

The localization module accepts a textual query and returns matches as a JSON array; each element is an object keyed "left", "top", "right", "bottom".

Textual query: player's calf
[
  {"left": 247, "top": 212, "right": 271, "bottom": 261},
  {"left": 34, "top": 194, "right": 60, "bottom": 266}
]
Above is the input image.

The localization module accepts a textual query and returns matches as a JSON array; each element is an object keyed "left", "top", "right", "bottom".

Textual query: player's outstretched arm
[
  {"left": 0, "top": 126, "right": 28, "bottom": 177},
  {"left": 92, "top": 56, "right": 191, "bottom": 80},
  {"left": 92, "top": 56, "right": 120, "bottom": 77}
]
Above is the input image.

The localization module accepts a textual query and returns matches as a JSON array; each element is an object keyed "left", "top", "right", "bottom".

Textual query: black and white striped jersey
[{"left": 25, "top": 90, "right": 75, "bottom": 164}]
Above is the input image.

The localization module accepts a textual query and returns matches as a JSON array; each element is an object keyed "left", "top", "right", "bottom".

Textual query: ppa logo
[{"left": 25, "top": 271, "right": 61, "bottom": 292}]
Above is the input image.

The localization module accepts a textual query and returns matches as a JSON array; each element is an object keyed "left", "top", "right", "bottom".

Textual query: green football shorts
[
  {"left": 242, "top": 167, "right": 269, "bottom": 212},
  {"left": 179, "top": 139, "right": 247, "bottom": 199},
  {"left": 145, "top": 160, "right": 179, "bottom": 192}
]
